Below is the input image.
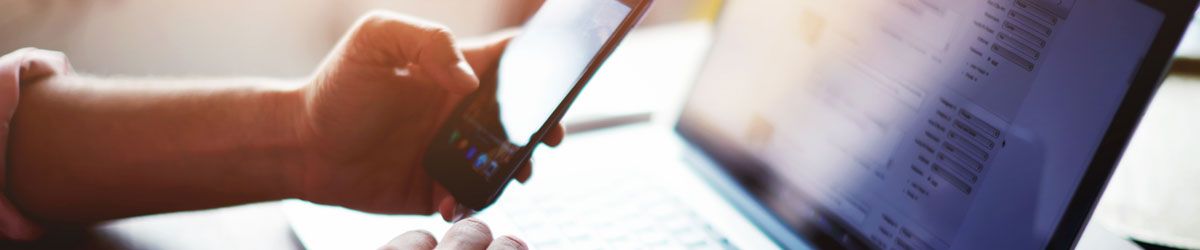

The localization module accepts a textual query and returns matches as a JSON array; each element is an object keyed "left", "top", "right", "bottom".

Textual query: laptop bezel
[
  {"left": 673, "top": 0, "right": 1199, "bottom": 249},
  {"left": 1045, "top": 1, "right": 1198, "bottom": 248}
]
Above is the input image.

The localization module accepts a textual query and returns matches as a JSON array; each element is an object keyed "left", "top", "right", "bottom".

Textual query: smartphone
[{"left": 423, "top": 0, "right": 654, "bottom": 210}]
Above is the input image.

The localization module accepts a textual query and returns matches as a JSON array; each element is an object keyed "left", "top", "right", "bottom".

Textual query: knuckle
[
  {"left": 424, "top": 25, "right": 456, "bottom": 44},
  {"left": 453, "top": 218, "right": 493, "bottom": 238},
  {"left": 355, "top": 10, "right": 406, "bottom": 34},
  {"left": 403, "top": 229, "right": 436, "bottom": 239},
  {"left": 493, "top": 235, "right": 529, "bottom": 250},
  {"left": 406, "top": 230, "right": 438, "bottom": 245},
  {"left": 352, "top": 10, "right": 456, "bottom": 46},
  {"left": 383, "top": 230, "right": 437, "bottom": 250}
]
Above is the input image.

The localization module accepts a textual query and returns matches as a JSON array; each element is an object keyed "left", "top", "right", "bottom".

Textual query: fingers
[
  {"left": 437, "top": 193, "right": 457, "bottom": 222},
  {"left": 436, "top": 218, "right": 494, "bottom": 250},
  {"left": 415, "top": 28, "right": 480, "bottom": 95},
  {"left": 432, "top": 184, "right": 451, "bottom": 211},
  {"left": 1, "top": 48, "right": 73, "bottom": 86},
  {"left": 17, "top": 48, "right": 72, "bottom": 82},
  {"left": 380, "top": 230, "right": 438, "bottom": 250},
  {"left": 382, "top": 221, "right": 525, "bottom": 250},
  {"left": 349, "top": 11, "right": 479, "bottom": 94},
  {"left": 486, "top": 235, "right": 529, "bottom": 250},
  {"left": 435, "top": 186, "right": 472, "bottom": 223},
  {"left": 516, "top": 161, "right": 532, "bottom": 183},
  {"left": 439, "top": 200, "right": 473, "bottom": 223},
  {"left": 516, "top": 124, "right": 566, "bottom": 183},
  {"left": 544, "top": 124, "right": 566, "bottom": 147}
]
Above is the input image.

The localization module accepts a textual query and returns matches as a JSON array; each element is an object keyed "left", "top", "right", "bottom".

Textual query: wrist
[{"left": 265, "top": 83, "right": 316, "bottom": 201}]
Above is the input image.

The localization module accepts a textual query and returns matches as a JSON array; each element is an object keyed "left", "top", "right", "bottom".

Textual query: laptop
[{"left": 284, "top": 0, "right": 1199, "bottom": 249}]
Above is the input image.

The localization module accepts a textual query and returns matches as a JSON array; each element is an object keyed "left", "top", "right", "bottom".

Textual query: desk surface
[
  {"left": 2, "top": 202, "right": 302, "bottom": 250},
  {"left": 1091, "top": 66, "right": 1200, "bottom": 249}
]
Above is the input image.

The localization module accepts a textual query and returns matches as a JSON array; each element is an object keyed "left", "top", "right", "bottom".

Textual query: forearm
[{"left": 5, "top": 74, "right": 307, "bottom": 223}]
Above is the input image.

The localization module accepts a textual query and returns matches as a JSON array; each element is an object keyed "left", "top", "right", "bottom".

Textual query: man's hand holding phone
[
  {"left": 287, "top": 11, "right": 563, "bottom": 221},
  {"left": 423, "top": 0, "right": 650, "bottom": 211}
]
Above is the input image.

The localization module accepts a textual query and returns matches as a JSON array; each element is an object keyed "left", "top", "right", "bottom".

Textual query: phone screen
[
  {"left": 434, "top": 0, "right": 636, "bottom": 181},
  {"left": 497, "top": 0, "right": 632, "bottom": 148},
  {"left": 425, "top": 0, "right": 647, "bottom": 209}
]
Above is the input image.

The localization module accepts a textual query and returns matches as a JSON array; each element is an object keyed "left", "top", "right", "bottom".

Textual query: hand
[
  {"left": 288, "top": 11, "right": 563, "bottom": 220},
  {"left": 379, "top": 218, "right": 527, "bottom": 250},
  {"left": 0, "top": 47, "right": 73, "bottom": 240}
]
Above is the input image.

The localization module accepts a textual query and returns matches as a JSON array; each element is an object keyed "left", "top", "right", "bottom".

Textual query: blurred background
[
  {"left": 0, "top": 0, "right": 717, "bottom": 77},
  {"left": 1, "top": 0, "right": 1199, "bottom": 249}
]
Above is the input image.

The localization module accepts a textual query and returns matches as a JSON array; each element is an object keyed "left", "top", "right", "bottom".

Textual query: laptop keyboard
[{"left": 498, "top": 179, "right": 738, "bottom": 250}]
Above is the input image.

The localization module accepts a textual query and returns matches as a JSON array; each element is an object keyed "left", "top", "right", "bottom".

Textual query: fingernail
[{"left": 451, "top": 204, "right": 468, "bottom": 222}]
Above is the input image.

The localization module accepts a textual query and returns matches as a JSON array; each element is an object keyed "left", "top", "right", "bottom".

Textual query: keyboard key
[{"left": 501, "top": 179, "right": 734, "bottom": 249}]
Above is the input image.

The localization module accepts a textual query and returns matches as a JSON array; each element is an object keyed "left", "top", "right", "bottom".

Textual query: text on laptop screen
[{"left": 682, "top": 0, "right": 1163, "bottom": 248}]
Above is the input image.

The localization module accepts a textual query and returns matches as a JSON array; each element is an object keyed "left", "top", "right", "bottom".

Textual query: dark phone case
[{"left": 423, "top": 0, "right": 655, "bottom": 211}]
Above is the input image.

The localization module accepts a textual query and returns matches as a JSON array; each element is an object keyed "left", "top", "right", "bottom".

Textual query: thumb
[{"left": 413, "top": 29, "right": 479, "bottom": 94}]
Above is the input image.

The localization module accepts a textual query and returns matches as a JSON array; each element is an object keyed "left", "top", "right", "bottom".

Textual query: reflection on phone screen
[{"left": 441, "top": 0, "right": 634, "bottom": 182}]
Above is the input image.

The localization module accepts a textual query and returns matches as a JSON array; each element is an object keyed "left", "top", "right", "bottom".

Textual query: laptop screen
[{"left": 679, "top": 0, "right": 1166, "bottom": 248}]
